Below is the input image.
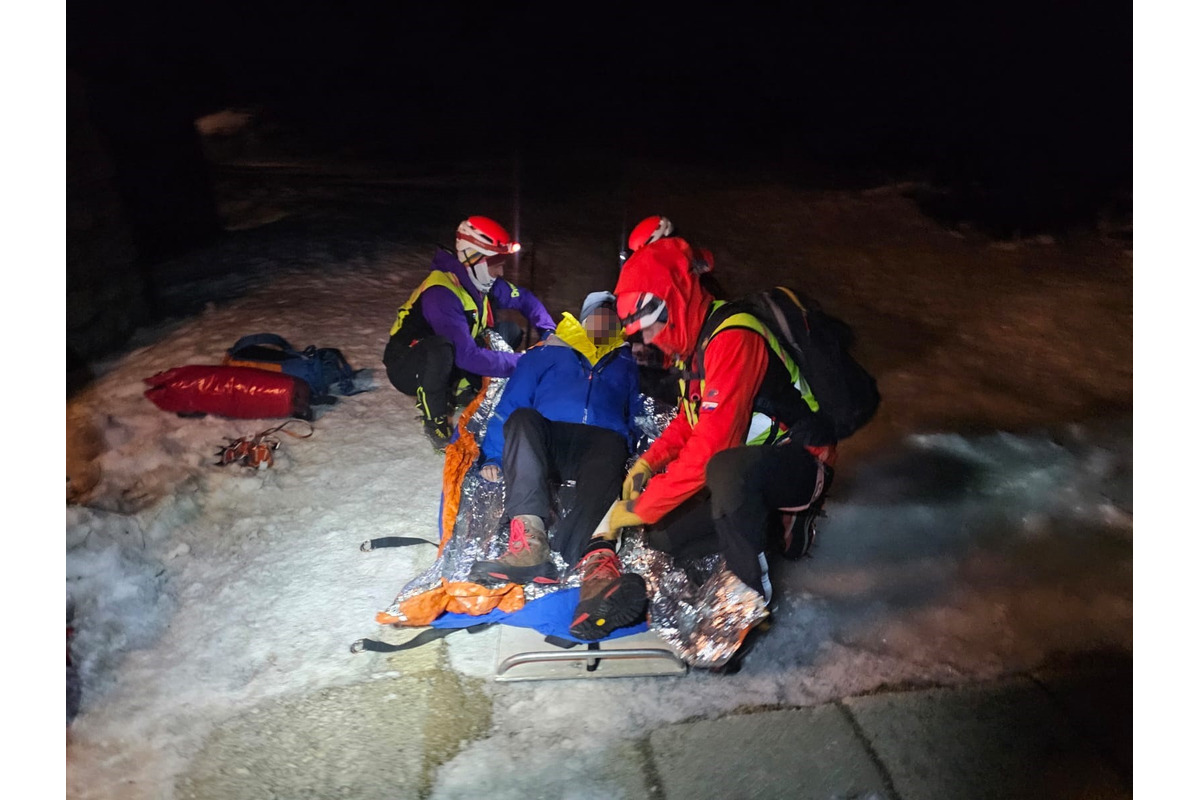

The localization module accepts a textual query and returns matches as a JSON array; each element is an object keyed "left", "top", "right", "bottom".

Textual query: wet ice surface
[{"left": 65, "top": 157, "right": 1131, "bottom": 798}]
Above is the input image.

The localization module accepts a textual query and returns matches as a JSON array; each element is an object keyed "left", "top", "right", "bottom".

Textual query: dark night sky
[{"left": 67, "top": 2, "right": 1131, "bottom": 197}]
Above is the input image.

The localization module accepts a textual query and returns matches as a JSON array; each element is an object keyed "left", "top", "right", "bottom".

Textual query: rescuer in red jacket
[{"left": 567, "top": 235, "right": 835, "bottom": 640}]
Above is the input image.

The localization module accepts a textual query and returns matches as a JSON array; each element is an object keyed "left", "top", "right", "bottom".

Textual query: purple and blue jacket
[{"left": 389, "top": 249, "right": 555, "bottom": 378}]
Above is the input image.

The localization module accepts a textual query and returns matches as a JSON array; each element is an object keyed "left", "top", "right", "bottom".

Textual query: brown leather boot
[
  {"left": 569, "top": 539, "right": 647, "bottom": 640},
  {"left": 468, "top": 515, "right": 558, "bottom": 585}
]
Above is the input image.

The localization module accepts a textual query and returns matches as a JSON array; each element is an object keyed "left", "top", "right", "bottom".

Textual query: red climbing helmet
[
  {"left": 627, "top": 215, "right": 674, "bottom": 252},
  {"left": 455, "top": 216, "right": 521, "bottom": 266}
]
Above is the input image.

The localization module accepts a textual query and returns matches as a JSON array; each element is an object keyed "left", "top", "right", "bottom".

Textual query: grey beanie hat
[{"left": 579, "top": 291, "right": 617, "bottom": 321}]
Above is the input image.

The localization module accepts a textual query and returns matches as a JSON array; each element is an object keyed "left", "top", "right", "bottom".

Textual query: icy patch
[
  {"left": 66, "top": 506, "right": 174, "bottom": 712},
  {"left": 430, "top": 422, "right": 1132, "bottom": 790}
]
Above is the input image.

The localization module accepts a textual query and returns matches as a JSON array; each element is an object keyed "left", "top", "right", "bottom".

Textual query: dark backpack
[
  {"left": 224, "top": 333, "right": 360, "bottom": 398},
  {"left": 702, "top": 287, "right": 880, "bottom": 441}
]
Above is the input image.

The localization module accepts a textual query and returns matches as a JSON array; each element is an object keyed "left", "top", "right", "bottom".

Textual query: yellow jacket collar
[{"left": 555, "top": 313, "right": 625, "bottom": 366}]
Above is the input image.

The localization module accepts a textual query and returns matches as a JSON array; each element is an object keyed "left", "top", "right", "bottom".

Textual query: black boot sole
[
  {"left": 569, "top": 573, "right": 648, "bottom": 640},
  {"left": 468, "top": 559, "right": 559, "bottom": 586}
]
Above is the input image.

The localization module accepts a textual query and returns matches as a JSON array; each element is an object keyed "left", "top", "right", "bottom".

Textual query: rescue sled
[{"left": 356, "top": 333, "right": 768, "bottom": 680}]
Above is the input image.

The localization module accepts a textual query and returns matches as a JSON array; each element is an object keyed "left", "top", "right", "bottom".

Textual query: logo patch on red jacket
[{"left": 700, "top": 401, "right": 719, "bottom": 412}]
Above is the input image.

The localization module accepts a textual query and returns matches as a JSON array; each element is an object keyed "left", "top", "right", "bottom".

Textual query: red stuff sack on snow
[{"left": 143, "top": 365, "right": 312, "bottom": 419}]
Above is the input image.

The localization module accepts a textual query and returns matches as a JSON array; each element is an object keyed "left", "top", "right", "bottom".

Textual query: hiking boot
[
  {"left": 452, "top": 379, "right": 479, "bottom": 409},
  {"left": 468, "top": 515, "right": 558, "bottom": 586},
  {"left": 779, "top": 507, "right": 820, "bottom": 560},
  {"left": 780, "top": 464, "right": 833, "bottom": 560},
  {"left": 569, "top": 540, "right": 648, "bottom": 641},
  {"left": 422, "top": 416, "right": 452, "bottom": 453}
]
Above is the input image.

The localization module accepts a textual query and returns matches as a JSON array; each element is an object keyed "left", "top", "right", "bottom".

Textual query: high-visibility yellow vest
[
  {"left": 389, "top": 270, "right": 493, "bottom": 340},
  {"left": 677, "top": 302, "right": 819, "bottom": 446}
]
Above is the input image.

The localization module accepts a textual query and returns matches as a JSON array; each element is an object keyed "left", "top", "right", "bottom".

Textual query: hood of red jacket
[{"left": 614, "top": 237, "right": 714, "bottom": 362}]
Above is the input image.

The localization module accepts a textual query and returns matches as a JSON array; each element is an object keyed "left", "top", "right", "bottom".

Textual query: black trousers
[
  {"left": 383, "top": 321, "right": 522, "bottom": 419},
  {"left": 646, "top": 441, "right": 826, "bottom": 597},
  {"left": 501, "top": 407, "right": 629, "bottom": 565}
]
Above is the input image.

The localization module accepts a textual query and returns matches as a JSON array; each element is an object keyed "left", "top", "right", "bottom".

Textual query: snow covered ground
[{"left": 57, "top": 157, "right": 1133, "bottom": 798}]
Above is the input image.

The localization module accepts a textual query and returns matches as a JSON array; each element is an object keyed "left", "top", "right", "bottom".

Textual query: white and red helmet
[
  {"left": 455, "top": 216, "right": 520, "bottom": 292},
  {"left": 616, "top": 291, "right": 669, "bottom": 344},
  {"left": 627, "top": 215, "right": 674, "bottom": 253},
  {"left": 456, "top": 216, "right": 519, "bottom": 264}
]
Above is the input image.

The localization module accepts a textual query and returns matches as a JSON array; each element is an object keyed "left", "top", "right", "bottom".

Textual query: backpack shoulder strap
[
  {"left": 695, "top": 296, "right": 819, "bottom": 415},
  {"left": 695, "top": 300, "right": 793, "bottom": 380},
  {"left": 759, "top": 288, "right": 809, "bottom": 350},
  {"left": 229, "top": 333, "right": 298, "bottom": 356},
  {"left": 691, "top": 300, "right": 741, "bottom": 378}
]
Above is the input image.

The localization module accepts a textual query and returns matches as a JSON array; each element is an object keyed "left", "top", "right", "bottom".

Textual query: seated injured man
[{"left": 468, "top": 291, "right": 642, "bottom": 585}]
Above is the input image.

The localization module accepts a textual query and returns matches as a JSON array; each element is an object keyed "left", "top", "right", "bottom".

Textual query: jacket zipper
[
  {"left": 583, "top": 369, "right": 593, "bottom": 424},
  {"left": 581, "top": 348, "right": 617, "bottom": 425}
]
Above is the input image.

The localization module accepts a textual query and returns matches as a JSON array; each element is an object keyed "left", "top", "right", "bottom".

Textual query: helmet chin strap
[{"left": 467, "top": 261, "right": 495, "bottom": 293}]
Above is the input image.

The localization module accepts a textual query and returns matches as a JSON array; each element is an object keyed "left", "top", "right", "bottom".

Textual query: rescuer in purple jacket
[{"left": 383, "top": 216, "right": 555, "bottom": 451}]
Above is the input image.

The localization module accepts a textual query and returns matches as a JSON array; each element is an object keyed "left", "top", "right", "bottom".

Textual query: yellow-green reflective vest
[
  {"left": 677, "top": 302, "right": 820, "bottom": 446},
  {"left": 389, "top": 270, "right": 493, "bottom": 340}
]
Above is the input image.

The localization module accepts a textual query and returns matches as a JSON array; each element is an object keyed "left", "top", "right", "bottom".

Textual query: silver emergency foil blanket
[
  {"left": 618, "top": 535, "right": 768, "bottom": 670},
  {"left": 380, "top": 333, "right": 769, "bottom": 669}
]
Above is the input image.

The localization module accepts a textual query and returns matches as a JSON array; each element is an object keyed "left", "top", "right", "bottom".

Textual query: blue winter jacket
[{"left": 479, "top": 323, "right": 642, "bottom": 467}]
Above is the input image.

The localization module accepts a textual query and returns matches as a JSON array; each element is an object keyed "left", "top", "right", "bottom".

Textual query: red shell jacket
[
  {"left": 614, "top": 238, "right": 756, "bottom": 523},
  {"left": 635, "top": 327, "right": 770, "bottom": 522},
  {"left": 616, "top": 237, "right": 836, "bottom": 524}
]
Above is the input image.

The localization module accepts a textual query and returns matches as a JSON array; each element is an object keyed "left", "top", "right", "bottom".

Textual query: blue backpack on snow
[{"left": 224, "top": 333, "right": 364, "bottom": 398}]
